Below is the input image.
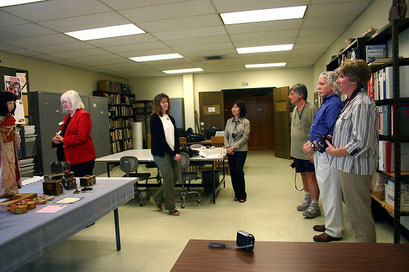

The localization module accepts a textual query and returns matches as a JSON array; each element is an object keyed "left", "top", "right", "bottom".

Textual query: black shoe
[
  {"left": 239, "top": 199, "right": 246, "bottom": 203},
  {"left": 313, "top": 224, "right": 326, "bottom": 232},
  {"left": 313, "top": 232, "right": 342, "bottom": 242}
]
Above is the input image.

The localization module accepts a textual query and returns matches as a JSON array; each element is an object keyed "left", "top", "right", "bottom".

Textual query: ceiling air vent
[{"left": 203, "top": 55, "right": 223, "bottom": 60}]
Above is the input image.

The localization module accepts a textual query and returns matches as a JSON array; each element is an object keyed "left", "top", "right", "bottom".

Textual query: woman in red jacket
[{"left": 52, "top": 90, "right": 95, "bottom": 177}]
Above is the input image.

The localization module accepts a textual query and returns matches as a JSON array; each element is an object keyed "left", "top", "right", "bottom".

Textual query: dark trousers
[
  {"left": 71, "top": 160, "right": 95, "bottom": 177},
  {"left": 227, "top": 151, "right": 247, "bottom": 199}
]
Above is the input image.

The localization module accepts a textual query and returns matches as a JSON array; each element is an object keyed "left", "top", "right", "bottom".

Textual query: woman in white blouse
[{"left": 150, "top": 93, "right": 182, "bottom": 216}]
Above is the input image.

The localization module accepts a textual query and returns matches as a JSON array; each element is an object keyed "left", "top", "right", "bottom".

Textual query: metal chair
[
  {"left": 119, "top": 156, "right": 151, "bottom": 206},
  {"left": 178, "top": 152, "right": 201, "bottom": 208}
]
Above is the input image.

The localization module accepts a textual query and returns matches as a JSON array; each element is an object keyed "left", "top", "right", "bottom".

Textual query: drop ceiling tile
[
  {"left": 164, "top": 35, "right": 231, "bottom": 47},
  {"left": 292, "top": 42, "right": 331, "bottom": 50},
  {"left": 8, "top": 49, "right": 42, "bottom": 57},
  {"left": 2, "top": 0, "right": 111, "bottom": 22},
  {"left": 118, "top": 0, "right": 214, "bottom": 23},
  {"left": 0, "top": 10, "right": 29, "bottom": 26},
  {"left": 306, "top": 2, "right": 371, "bottom": 17},
  {"left": 31, "top": 42, "right": 95, "bottom": 54},
  {"left": 118, "top": 48, "right": 175, "bottom": 58},
  {"left": 297, "top": 35, "right": 337, "bottom": 44},
  {"left": 212, "top": 0, "right": 309, "bottom": 13},
  {"left": 173, "top": 43, "right": 234, "bottom": 54},
  {"left": 100, "top": 0, "right": 188, "bottom": 10},
  {"left": 312, "top": 0, "right": 371, "bottom": 4},
  {"left": 225, "top": 20, "right": 302, "bottom": 34},
  {"left": 85, "top": 58, "right": 137, "bottom": 66},
  {"left": 70, "top": 54, "right": 123, "bottom": 63},
  {"left": 86, "top": 34, "right": 158, "bottom": 47},
  {"left": 232, "top": 38, "right": 296, "bottom": 48},
  {"left": 38, "top": 12, "right": 131, "bottom": 33},
  {"left": 302, "top": 16, "right": 356, "bottom": 28},
  {"left": 230, "top": 30, "right": 299, "bottom": 43},
  {"left": 299, "top": 27, "right": 345, "bottom": 37},
  {"left": 152, "top": 26, "right": 226, "bottom": 41},
  {"left": 140, "top": 58, "right": 193, "bottom": 68},
  {"left": 0, "top": 43, "right": 19, "bottom": 51},
  {"left": 0, "top": 24, "right": 56, "bottom": 40},
  {"left": 138, "top": 14, "right": 222, "bottom": 33},
  {"left": 103, "top": 42, "right": 169, "bottom": 54},
  {"left": 49, "top": 48, "right": 110, "bottom": 59},
  {"left": 182, "top": 48, "right": 236, "bottom": 58},
  {"left": 2, "top": 33, "right": 78, "bottom": 47}
]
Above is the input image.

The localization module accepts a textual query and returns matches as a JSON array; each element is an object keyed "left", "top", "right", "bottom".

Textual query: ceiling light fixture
[
  {"left": 0, "top": 0, "right": 45, "bottom": 7},
  {"left": 220, "top": 5, "right": 307, "bottom": 25},
  {"left": 65, "top": 24, "right": 145, "bottom": 41},
  {"left": 163, "top": 68, "right": 203, "bottom": 74},
  {"left": 130, "top": 53, "right": 183, "bottom": 62},
  {"left": 237, "top": 44, "right": 293, "bottom": 54},
  {"left": 245, "top": 62, "right": 286, "bottom": 68}
]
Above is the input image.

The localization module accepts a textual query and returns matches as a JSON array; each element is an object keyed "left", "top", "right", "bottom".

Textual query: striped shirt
[{"left": 330, "top": 90, "right": 379, "bottom": 175}]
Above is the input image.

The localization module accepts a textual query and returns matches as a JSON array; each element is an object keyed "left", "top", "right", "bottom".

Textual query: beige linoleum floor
[{"left": 16, "top": 151, "right": 407, "bottom": 272}]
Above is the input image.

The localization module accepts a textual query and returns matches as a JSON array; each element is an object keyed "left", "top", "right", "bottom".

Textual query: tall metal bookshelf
[{"left": 326, "top": 19, "right": 409, "bottom": 243}]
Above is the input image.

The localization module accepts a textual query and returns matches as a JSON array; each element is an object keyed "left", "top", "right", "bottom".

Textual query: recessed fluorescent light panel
[
  {"left": 237, "top": 44, "right": 293, "bottom": 54},
  {"left": 163, "top": 68, "right": 203, "bottom": 74},
  {"left": 245, "top": 63, "right": 286, "bottom": 69},
  {"left": 220, "top": 5, "right": 307, "bottom": 25},
  {"left": 65, "top": 24, "right": 145, "bottom": 41},
  {"left": 0, "top": 0, "right": 45, "bottom": 7},
  {"left": 130, "top": 53, "right": 183, "bottom": 62}
]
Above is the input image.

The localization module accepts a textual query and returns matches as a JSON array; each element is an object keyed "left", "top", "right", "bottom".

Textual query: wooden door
[
  {"left": 273, "top": 86, "right": 291, "bottom": 159},
  {"left": 199, "top": 91, "right": 224, "bottom": 131},
  {"left": 224, "top": 96, "right": 274, "bottom": 150}
]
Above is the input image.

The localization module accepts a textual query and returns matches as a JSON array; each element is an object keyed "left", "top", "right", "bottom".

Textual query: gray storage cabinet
[{"left": 29, "top": 92, "right": 110, "bottom": 175}]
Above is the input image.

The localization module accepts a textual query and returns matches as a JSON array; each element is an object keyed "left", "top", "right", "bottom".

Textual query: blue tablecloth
[{"left": 0, "top": 178, "right": 135, "bottom": 272}]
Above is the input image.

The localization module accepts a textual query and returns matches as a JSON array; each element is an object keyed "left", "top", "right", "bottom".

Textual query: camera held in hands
[{"left": 316, "top": 134, "right": 332, "bottom": 153}]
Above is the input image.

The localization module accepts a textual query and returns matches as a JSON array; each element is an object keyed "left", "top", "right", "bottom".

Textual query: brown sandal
[
  {"left": 169, "top": 209, "right": 180, "bottom": 216},
  {"left": 151, "top": 196, "right": 163, "bottom": 210}
]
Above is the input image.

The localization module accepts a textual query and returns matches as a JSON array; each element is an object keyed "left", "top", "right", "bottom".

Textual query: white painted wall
[
  {"left": 313, "top": 0, "right": 399, "bottom": 77},
  {"left": 128, "top": 67, "right": 314, "bottom": 122},
  {"left": 0, "top": 50, "right": 124, "bottom": 96}
]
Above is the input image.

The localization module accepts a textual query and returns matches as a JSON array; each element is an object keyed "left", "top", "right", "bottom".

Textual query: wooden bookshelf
[{"left": 93, "top": 82, "right": 135, "bottom": 153}]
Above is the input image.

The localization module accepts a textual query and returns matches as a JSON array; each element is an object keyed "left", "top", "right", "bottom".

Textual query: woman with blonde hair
[{"left": 52, "top": 90, "right": 95, "bottom": 176}]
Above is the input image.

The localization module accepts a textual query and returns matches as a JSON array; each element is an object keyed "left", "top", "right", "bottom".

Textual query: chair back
[
  {"left": 179, "top": 152, "right": 190, "bottom": 169},
  {"left": 120, "top": 156, "right": 139, "bottom": 177},
  {"left": 147, "top": 133, "right": 151, "bottom": 148},
  {"left": 179, "top": 137, "right": 187, "bottom": 148},
  {"left": 211, "top": 136, "right": 224, "bottom": 147}
]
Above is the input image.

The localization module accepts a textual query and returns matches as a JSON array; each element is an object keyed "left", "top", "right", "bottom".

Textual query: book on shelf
[
  {"left": 366, "top": 45, "right": 387, "bottom": 63},
  {"left": 368, "top": 66, "right": 409, "bottom": 100},
  {"left": 377, "top": 104, "right": 409, "bottom": 137},
  {"left": 379, "top": 142, "right": 409, "bottom": 173}
]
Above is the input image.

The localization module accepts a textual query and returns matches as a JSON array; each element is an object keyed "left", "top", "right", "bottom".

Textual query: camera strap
[{"left": 208, "top": 242, "right": 253, "bottom": 250}]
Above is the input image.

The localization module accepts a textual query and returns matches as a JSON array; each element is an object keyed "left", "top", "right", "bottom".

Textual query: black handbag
[{"left": 186, "top": 133, "right": 205, "bottom": 142}]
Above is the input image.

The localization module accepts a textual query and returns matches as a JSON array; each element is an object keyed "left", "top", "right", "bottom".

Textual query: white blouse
[{"left": 160, "top": 114, "right": 175, "bottom": 151}]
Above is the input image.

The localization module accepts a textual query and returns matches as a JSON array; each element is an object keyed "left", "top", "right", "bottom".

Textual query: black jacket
[{"left": 150, "top": 113, "right": 180, "bottom": 157}]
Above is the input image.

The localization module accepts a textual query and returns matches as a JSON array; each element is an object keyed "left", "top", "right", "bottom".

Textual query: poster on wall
[
  {"left": 16, "top": 72, "right": 28, "bottom": 93},
  {"left": 4, "top": 75, "right": 25, "bottom": 124}
]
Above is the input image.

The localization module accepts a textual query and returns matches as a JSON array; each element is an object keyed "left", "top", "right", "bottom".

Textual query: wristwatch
[{"left": 311, "top": 142, "right": 317, "bottom": 151}]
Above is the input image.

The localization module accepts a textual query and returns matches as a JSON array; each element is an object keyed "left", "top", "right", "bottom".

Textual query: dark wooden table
[{"left": 171, "top": 239, "right": 409, "bottom": 271}]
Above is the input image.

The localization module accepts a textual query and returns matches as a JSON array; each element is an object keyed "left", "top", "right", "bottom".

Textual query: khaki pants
[
  {"left": 338, "top": 170, "right": 376, "bottom": 243},
  {"left": 153, "top": 153, "right": 181, "bottom": 211}
]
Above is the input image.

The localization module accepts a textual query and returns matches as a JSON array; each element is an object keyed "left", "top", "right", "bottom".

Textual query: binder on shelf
[{"left": 366, "top": 45, "right": 387, "bottom": 63}]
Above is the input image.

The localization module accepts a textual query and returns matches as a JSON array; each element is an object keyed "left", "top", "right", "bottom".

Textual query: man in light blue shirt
[{"left": 303, "top": 71, "right": 343, "bottom": 242}]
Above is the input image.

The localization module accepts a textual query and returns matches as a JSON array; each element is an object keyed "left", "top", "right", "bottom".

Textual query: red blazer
[{"left": 59, "top": 109, "right": 96, "bottom": 166}]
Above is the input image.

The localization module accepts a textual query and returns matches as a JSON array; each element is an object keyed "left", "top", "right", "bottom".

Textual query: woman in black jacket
[{"left": 150, "top": 93, "right": 181, "bottom": 216}]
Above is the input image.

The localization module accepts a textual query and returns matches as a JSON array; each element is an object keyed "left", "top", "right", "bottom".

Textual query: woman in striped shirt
[{"left": 325, "top": 59, "right": 378, "bottom": 243}]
